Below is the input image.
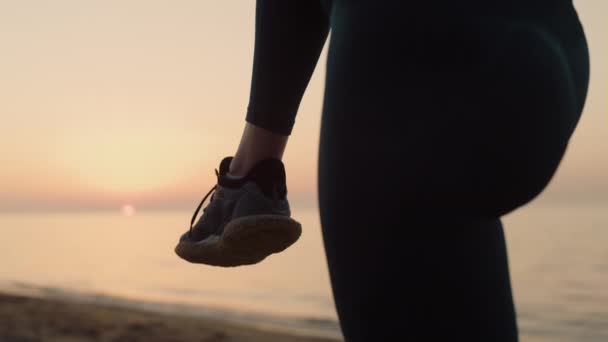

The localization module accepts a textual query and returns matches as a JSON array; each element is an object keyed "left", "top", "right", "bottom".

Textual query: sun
[{"left": 121, "top": 204, "right": 136, "bottom": 216}]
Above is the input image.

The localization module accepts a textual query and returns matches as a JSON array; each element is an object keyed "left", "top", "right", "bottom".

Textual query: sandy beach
[{"left": 0, "top": 292, "right": 340, "bottom": 342}]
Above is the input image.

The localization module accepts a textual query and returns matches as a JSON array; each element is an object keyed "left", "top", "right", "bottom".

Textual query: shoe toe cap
[{"left": 178, "top": 231, "right": 195, "bottom": 243}]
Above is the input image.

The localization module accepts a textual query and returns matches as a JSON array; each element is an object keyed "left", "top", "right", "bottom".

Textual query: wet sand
[{"left": 0, "top": 293, "right": 340, "bottom": 342}]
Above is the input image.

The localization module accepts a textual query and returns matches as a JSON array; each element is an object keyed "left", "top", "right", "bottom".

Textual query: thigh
[{"left": 320, "top": 1, "right": 589, "bottom": 219}]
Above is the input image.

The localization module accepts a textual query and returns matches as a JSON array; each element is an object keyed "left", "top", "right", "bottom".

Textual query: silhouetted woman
[{"left": 176, "top": 1, "right": 589, "bottom": 340}]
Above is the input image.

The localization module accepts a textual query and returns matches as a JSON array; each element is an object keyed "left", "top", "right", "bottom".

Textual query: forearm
[{"left": 245, "top": 0, "right": 330, "bottom": 136}]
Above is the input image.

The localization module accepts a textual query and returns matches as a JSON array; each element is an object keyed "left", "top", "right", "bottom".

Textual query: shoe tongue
[{"left": 218, "top": 156, "right": 234, "bottom": 176}]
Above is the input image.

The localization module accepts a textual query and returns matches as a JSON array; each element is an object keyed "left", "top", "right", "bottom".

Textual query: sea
[{"left": 1, "top": 200, "right": 607, "bottom": 341}]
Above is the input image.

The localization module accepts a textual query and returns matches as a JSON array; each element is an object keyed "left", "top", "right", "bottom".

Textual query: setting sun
[{"left": 121, "top": 204, "right": 136, "bottom": 216}]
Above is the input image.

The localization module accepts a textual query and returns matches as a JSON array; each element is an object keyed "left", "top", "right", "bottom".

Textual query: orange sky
[{"left": 0, "top": 1, "right": 606, "bottom": 212}]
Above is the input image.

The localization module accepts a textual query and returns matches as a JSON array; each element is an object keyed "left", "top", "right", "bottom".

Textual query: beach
[
  {"left": 0, "top": 292, "right": 340, "bottom": 342},
  {"left": 1, "top": 204, "right": 608, "bottom": 341}
]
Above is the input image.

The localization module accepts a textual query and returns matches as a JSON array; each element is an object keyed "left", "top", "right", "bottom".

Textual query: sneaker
[{"left": 174, "top": 156, "right": 302, "bottom": 267}]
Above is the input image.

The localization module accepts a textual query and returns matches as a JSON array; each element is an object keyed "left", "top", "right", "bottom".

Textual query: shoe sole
[{"left": 174, "top": 215, "right": 302, "bottom": 267}]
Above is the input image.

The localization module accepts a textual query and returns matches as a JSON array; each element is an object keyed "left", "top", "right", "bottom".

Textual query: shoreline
[
  {"left": 0, "top": 281, "right": 341, "bottom": 340},
  {"left": 0, "top": 291, "right": 341, "bottom": 342}
]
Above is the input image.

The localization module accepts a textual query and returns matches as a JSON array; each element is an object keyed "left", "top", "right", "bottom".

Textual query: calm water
[{"left": 0, "top": 201, "right": 607, "bottom": 341}]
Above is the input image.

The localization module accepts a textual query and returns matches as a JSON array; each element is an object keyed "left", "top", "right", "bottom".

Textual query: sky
[{"left": 0, "top": 1, "right": 606, "bottom": 212}]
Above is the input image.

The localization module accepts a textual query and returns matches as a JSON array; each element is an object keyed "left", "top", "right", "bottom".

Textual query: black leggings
[{"left": 245, "top": 1, "right": 589, "bottom": 340}]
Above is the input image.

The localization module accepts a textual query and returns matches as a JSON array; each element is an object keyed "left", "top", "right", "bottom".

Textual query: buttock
[{"left": 319, "top": 0, "right": 588, "bottom": 218}]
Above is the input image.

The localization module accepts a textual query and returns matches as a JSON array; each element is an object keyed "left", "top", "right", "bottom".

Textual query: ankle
[
  {"left": 229, "top": 123, "right": 288, "bottom": 177},
  {"left": 228, "top": 160, "right": 251, "bottom": 178}
]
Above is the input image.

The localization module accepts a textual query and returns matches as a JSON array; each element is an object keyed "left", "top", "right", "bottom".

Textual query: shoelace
[{"left": 189, "top": 168, "right": 220, "bottom": 237}]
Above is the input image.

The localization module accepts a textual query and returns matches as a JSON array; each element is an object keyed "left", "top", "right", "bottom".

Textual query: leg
[
  {"left": 229, "top": 122, "right": 288, "bottom": 177},
  {"left": 318, "top": 1, "right": 588, "bottom": 340},
  {"left": 175, "top": 1, "right": 330, "bottom": 266},
  {"left": 230, "top": 0, "right": 329, "bottom": 176},
  {"left": 317, "top": 29, "right": 520, "bottom": 339}
]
